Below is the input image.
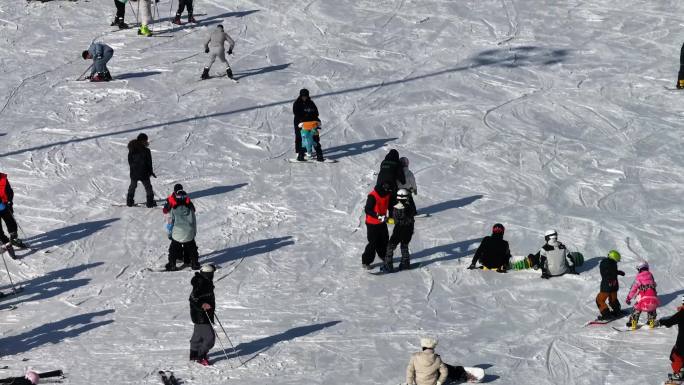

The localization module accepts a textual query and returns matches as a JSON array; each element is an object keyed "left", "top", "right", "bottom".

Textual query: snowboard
[
  {"left": 370, "top": 262, "right": 421, "bottom": 275},
  {"left": 287, "top": 158, "right": 338, "bottom": 164},
  {"left": 584, "top": 310, "right": 630, "bottom": 326},
  {"left": 462, "top": 366, "right": 485, "bottom": 383}
]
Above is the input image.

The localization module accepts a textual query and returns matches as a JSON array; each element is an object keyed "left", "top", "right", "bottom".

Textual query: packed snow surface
[{"left": 1, "top": 0, "right": 684, "bottom": 384}]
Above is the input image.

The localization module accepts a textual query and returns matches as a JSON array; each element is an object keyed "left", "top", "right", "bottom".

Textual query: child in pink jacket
[{"left": 625, "top": 261, "right": 660, "bottom": 328}]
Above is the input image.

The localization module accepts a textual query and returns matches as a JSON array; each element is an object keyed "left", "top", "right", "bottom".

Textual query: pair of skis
[{"left": 158, "top": 371, "right": 179, "bottom": 385}]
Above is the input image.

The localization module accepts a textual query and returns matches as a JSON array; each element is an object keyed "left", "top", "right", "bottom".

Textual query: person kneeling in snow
[
  {"left": 537, "top": 229, "right": 576, "bottom": 278},
  {"left": 468, "top": 223, "right": 511, "bottom": 272},
  {"left": 81, "top": 42, "right": 113, "bottom": 82},
  {"left": 189, "top": 264, "right": 216, "bottom": 366},
  {"left": 406, "top": 337, "right": 476, "bottom": 385}
]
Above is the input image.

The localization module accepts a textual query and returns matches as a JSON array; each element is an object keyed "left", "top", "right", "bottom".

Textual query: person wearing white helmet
[
  {"left": 386, "top": 188, "right": 416, "bottom": 271},
  {"left": 189, "top": 263, "right": 216, "bottom": 366},
  {"left": 625, "top": 261, "right": 660, "bottom": 329},
  {"left": 538, "top": 230, "right": 576, "bottom": 279}
]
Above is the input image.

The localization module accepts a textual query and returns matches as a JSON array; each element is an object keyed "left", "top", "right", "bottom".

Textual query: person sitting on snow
[
  {"left": 406, "top": 337, "right": 477, "bottom": 385},
  {"left": 537, "top": 229, "right": 577, "bottom": 278},
  {"left": 468, "top": 223, "right": 512, "bottom": 272}
]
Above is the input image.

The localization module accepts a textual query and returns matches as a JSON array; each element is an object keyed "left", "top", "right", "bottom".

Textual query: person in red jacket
[
  {"left": 0, "top": 173, "right": 24, "bottom": 258},
  {"left": 362, "top": 182, "right": 392, "bottom": 272},
  {"left": 660, "top": 297, "right": 684, "bottom": 382}
]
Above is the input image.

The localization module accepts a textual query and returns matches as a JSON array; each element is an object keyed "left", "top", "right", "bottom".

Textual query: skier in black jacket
[
  {"left": 387, "top": 188, "right": 416, "bottom": 270},
  {"left": 126, "top": 133, "right": 157, "bottom": 207},
  {"left": 595, "top": 250, "right": 625, "bottom": 320},
  {"left": 292, "top": 88, "right": 323, "bottom": 161},
  {"left": 376, "top": 149, "right": 405, "bottom": 193},
  {"left": 660, "top": 299, "right": 684, "bottom": 381},
  {"left": 678, "top": 42, "right": 684, "bottom": 89},
  {"left": 189, "top": 264, "right": 217, "bottom": 366},
  {"left": 468, "top": 223, "right": 511, "bottom": 272}
]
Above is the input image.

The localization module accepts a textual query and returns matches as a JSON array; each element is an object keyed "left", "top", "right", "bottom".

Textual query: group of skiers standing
[{"left": 110, "top": 0, "right": 195, "bottom": 36}]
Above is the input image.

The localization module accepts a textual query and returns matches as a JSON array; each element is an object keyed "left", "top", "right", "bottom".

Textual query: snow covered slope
[{"left": 1, "top": 0, "right": 684, "bottom": 384}]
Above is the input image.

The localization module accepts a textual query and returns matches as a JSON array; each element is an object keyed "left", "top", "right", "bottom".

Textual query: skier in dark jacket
[
  {"left": 468, "top": 223, "right": 511, "bottom": 272},
  {"left": 376, "top": 149, "right": 405, "bottom": 195},
  {"left": 387, "top": 188, "right": 416, "bottom": 271},
  {"left": 678, "top": 42, "right": 684, "bottom": 89},
  {"left": 362, "top": 182, "right": 392, "bottom": 271},
  {"left": 292, "top": 88, "right": 323, "bottom": 161},
  {"left": 126, "top": 133, "right": 157, "bottom": 208},
  {"left": 660, "top": 298, "right": 684, "bottom": 381},
  {"left": 595, "top": 250, "right": 625, "bottom": 320},
  {"left": 189, "top": 264, "right": 216, "bottom": 366}
]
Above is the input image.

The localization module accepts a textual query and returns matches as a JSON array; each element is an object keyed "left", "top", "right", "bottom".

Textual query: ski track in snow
[{"left": 1, "top": 0, "right": 684, "bottom": 384}]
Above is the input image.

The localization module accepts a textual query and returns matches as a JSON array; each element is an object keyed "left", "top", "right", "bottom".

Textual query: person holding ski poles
[{"left": 189, "top": 264, "right": 216, "bottom": 366}]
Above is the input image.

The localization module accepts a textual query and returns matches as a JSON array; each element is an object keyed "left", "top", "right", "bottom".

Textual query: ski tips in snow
[{"left": 287, "top": 158, "right": 338, "bottom": 164}]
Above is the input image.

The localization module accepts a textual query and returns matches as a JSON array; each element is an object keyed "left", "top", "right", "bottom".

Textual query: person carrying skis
[
  {"left": 292, "top": 89, "right": 324, "bottom": 161},
  {"left": 201, "top": 24, "right": 235, "bottom": 80},
  {"left": 172, "top": 0, "right": 196, "bottom": 24},
  {"left": 387, "top": 188, "right": 416, "bottom": 271},
  {"left": 659, "top": 297, "right": 684, "bottom": 382},
  {"left": 0, "top": 173, "right": 26, "bottom": 258},
  {"left": 537, "top": 229, "right": 577, "bottom": 278},
  {"left": 126, "top": 133, "right": 157, "bottom": 208},
  {"left": 468, "top": 223, "right": 511, "bottom": 272},
  {"left": 406, "top": 337, "right": 477, "bottom": 385},
  {"left": 110, "top": 0, "right": 129, "bottom": 29},
  {"left": 81, "top": 42, "right": 114, "bottom": 82},
  {"left": 376, "top": 149, "right": 405, "bottom": 193},
  {"left": 166, "top": 188, "right": 199, "bottom": 270},
  {"left": 189, "top": 263, "right": 216, "bottom": 366},
  {"left": 625, "top": 261, "right": 660, "bottom": 329},
  {"left": 362, "top": 182, "right": 392, "bottom": 271},
  {"left": 595, "top": 249, "right": 625, "bottom": 320}
]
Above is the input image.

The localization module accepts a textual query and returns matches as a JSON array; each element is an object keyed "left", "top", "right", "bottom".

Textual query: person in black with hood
[
  {"left": 292, "top": 88, "right": 324, "bottom": 161},
  {"left": 126, "top": 133, "right": 157, "bottom": 207},
  {"left": 362, "top": 182, "right": 393, "bottom": 272},
  {"left": 376, "top": 149, "right": 405, "bottom": 193},
  {"left": 189, "top": 263, "right": 217, "bottom": 366},
  {"left": 468, "top": 223, "right": 512, "bottom": 272}
]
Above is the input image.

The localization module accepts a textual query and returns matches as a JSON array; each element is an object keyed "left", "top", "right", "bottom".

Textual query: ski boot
[
  {"left": 110, "top": 18, "right": 119, "bottom": 27},
  {"left": 362, "top": 263, "right": 371, "bottom": 270},
  {"left": 146, "top": 200, "right": 158, "bottom": 208},
  {"left": 164, "top": 262, "right": 177, "bottom": 272},
  {"left": 296, "top": 152, "right": 306, "bottom": 162},
  {"left": 102, "top": 71, "right": 112, "bottom": 81},
  {"left": 118, "top": 20, "right": 130, "bottom": 29},
  {"left": 627, "top": 317, "right": 638, "bottom": 330},
  {"left": 188, "top": 15, "right": 197, "bottom": 23},
  {"left": 90, "top": 73, "right": 105, "bottom": 82},
  {"left": 2, "top": 243, "right": 16, "bottom": 259},
  {"left": 172, "top": 15, "right": 182, "bottom": 25},
  {"left": 398, "top": 246, "right": 411, "bottom": 270},
  {"left": 648, "top": 315, "right": 658, "bottom": 328},
  {"left": 226, "top": 67, "right": 234, "bottom": 79},
  {"left": 597, "top": 309, "right": 613, "bottom": 321},
  {"left": 379, "top": 256, "right": 394, "bottom": 273},
  {"left": 197, "top": 356, "right": 210, "bottom": 366},
  {"left": 138, "top": 24, "right": 152, "bottom": 37},
  {"left": 677, "top": 79, "right": 684, "bottom": 90},
  {"left": 201, "top": 67, "right": 210, "bottom": 80}
]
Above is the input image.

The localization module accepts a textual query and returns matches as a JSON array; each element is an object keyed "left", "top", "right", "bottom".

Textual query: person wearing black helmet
[
  {"left": 166, "top": 188, "right": 199, "bottom": 270},
  {"left": 126, "top": 133, "right": 157, "bottom": 207},
  {"left": 387, "top": 188, "right": 416, "bottom": 270},
  {"left": 362, "top": 182, "right": 392, "bottom": 271},
  {"left": 292, "top": 88, "right": 324, "bottom": 161},
  {"left": 468, "top": 223, "right": 512, "bottom": 272},
  {"left": 189, "top": 263, "right": 216, "bottom": 366}
]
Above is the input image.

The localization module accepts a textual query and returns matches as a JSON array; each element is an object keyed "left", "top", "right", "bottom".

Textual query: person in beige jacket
[{"left": 406, "top": 337, "right": 448, "bottom": 385}]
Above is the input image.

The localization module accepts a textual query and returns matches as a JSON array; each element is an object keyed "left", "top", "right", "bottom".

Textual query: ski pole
[
  {"left": 128, "top": 0, "right": 138, "bottom": 25},
  {"left": 204, "top": 310, "right": 231, "bottom": 361},
  {"left": 76, "top": 64, "right": 94, "bottom": 81},
  {"left": 0, "top": 247, "right": 19, "bottom": 296},
  {"left": 168, "top": 0, "right": 174, "bottom": 23},
  {"left": 214, "top": 313, "right": 245, "bottom": 365}
]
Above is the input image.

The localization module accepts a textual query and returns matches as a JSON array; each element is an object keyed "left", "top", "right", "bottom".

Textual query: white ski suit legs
[
  {"left": 140, "top": 0, "right": 152, "bottom": 26},
  {"left": 206, "top": 48, "right": 230, "bottom": 71}
]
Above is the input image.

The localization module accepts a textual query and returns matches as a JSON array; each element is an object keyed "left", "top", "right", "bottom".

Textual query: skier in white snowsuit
[{"left": 201, "top": 25, "right": 235, "bottom": 80}]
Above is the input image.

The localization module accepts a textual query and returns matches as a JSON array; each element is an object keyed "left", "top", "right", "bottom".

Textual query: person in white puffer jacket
[
  {"left": 201, "top": 24, "right": 236, "bottom": 80},
  {"left": 538, "top": 229, "right": 577, "bottom": 278}
]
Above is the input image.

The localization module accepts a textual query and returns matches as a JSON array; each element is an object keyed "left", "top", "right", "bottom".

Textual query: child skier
[
  {"left": 0, "top": 172, "right": 26, "bottom": 258},
  {"left": 659, "top": 297, "right": 684, "bottom": 383},
  {"left": 298, "top": 121, "right": 320, "bottom": 159},
  {"left": 387, "top": 188, "right": 416, "bottom": 271},
  {"left": 166, "top": 189, "right": 199, "bottom": 270},
  {"left": 538, "top": 229, "right": 577, "bottom": 278},
  {"left": 189, "top": 263, "right": 216, "bottom": 366},
  {"left": 625, "top": 261, "right": 660, "bottom": 329},
  {"left": 595, "top": 250, "right": 626, "bottom": 320},
  {"left": 201, "top": 25, "right": 235, "bottom": 80},
  {"left": 292, "top": 89, "right": 323, "bottom": 161},
  {"left": 468, "top": 223, "right": 511, "bottom": 272},
  {"left": 81, "top": 43, "right": 114, "bottom": 82}
]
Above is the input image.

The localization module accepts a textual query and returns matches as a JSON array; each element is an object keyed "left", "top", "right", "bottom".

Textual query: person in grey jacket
[
  {"left": 538, "top": 229, "right": 576, "bottom": 278},
  {"left": 166, "top": 189, "right": 199, "bottom": 270},
  {"left": 81, "top": 42, "right": 114, "bottom": 82},
  {"left": 201, "top": 24, "right": 235, "bottom": 80}
]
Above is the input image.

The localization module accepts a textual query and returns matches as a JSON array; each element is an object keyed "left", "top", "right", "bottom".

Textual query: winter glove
[
  {"left": 228, "top": 48, "right": 233, "bottom": 55},
  {"left": 377, "top": 215, "right": 386, "bottom": 223},
  {"left": 617, "top": 270, "right": 625, "bottom": 276},
  {"left": 626, "top": 298, "right": 631, "bottom": 305},
  {"left": 205, "top": 47, "right": 210, "bottom": 53}
]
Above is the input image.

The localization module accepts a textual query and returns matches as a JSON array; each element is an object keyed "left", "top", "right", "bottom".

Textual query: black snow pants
[
  {"left": 168, "top": 239, "right": 199, "bottom": 268},
  {"left": 361, "top": 223, "right": 388, "bottom": 266},
  {"left": 387, "top": 223, "right": 413, "bottom": 265},
  {"left": 126, "top": 178, "right": 154, "bottom": 206},
  {"left": 679, "top": 42, "right": 684, "bottom": 83},
  {"left": 114, "top": 0, "right": 125, "bottom": 19},
  {"left": 446, "top": 364, "right": 468, "bottom": 382},
  {"left": 176, "top": 0, "right": 194, "bottom": 17},
  {"left": 190, "top": 323, "right": 215, "bottom": 359},
  {"left": 0, "top": 209, "right": 18, "bottom": 243}
]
